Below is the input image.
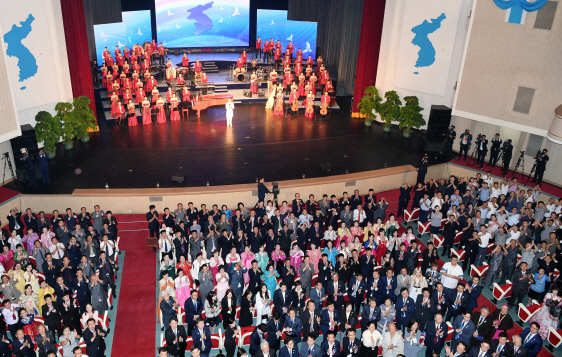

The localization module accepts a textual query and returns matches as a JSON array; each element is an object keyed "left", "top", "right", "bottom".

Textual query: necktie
[
  {"left": 335, "top": 282, "right": 338, "bottom": 294},
  {"left": 455, "top": 293, "right": 460, "bottom": 309},
  {"left": 291, "top": 319, "right": 294, "bottom": 328},
  {"left": 352, "top": 283, "right": 358, "bottom": 296},
  {"left": 435, "top": 324, "right": 439, "bottom": 344},
  {"left": 478, "top": 317, "right": 484, "bottom": 326},
  {"left": 514, "top": 347, "right": 518, "bottom": 354},
  {"left": 369, "top": 308, "right": 373, "bottom": 319},
  {"left": 194, "top": 300, "right": 197, "bottom": 310},
  {"left": 524, "top": 333, "right": 532, "bottom": 346},
  {"left": 174, "top": 330, "right": 177, "bottom": 337},
  {"left": 329, "top": 313, "right": 334, "bottom": 331},
  {"left": 200, "top": 330, "right": 205, "bottom": 351},
  {"left": 309, "top": 347, "right": 312, "bottom": 355},
  {"left": 497, "top": 345, "right": 503, "bottom": 354},
  {"left": 456, "top": 322, "right": 466, "bottom": 339}
]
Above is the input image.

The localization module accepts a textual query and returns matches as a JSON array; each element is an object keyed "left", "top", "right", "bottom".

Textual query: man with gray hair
[
  {"left": 255, "top": 340, "right": 272, "bottom": 357},
  {"left": 470, "top": 306, "right": 492, "bottom": 348},
  {"left": 509, "top": 335, "right": 528, "bottom": 357}
]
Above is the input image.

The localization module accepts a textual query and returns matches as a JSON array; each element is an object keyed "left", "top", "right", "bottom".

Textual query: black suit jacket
[
  {"left": 341, "top": 337, "right": 361, "bottom": 357},
  {"left": 273, "top": 289, "right": 291, "bottom": 314},
  {"left": 325, "top": 280, "right": 346, "bottom": 304},
  {"left": 509, "top": 342, "right": 528, "bottom": 357},
  {"left": 165, "top": 325, "right": 188, "bottom": 356},
  {"left": 490, "top": 340, "right": 514, "bottom": 357},
  {"left": 83, "top": 325, "right": 107, "bottom": 357},
  {"left": 41, "top": 303, "right": 62, "bottom": 327},
  {"left": 301, "top": 309, "right": 322, "bottom": 338},
  {"left": 467, "top": 347, "right": 492, "bottom": 357},
  {"left": 470, "top": 312, "right": 492, "bottom": 346},
  {"left": 12, "top": 335, "right": 34, "bottom": 357},
  {"left": 6, "top": 213, "right": 24, "bottom": 233}
]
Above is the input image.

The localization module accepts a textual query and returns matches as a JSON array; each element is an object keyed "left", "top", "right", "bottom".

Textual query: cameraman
[
  {"left": 417, "top": 154, "right": 429, "bottom": 184},
  {"left": 489, "top": 133, "right": 502, "bottom": 166},
  {"left": 257, "top": 177, "right": 271, "bottom": 203},
  {"left": 476, "top": 133, "right": 488, "bottom": 169},
  {"left": 458, "top": 129, "right": 472, "bottom": 161},
  {"left": 533, "top": 149, "right": 549, "bottom": 185},
  {"left": 37, "top": 149, "right": 50, "bottom": 185},
  {"left": 21, "top": 150, "right": 37, "bottom": 187},
  {"left": 445, "top": 125, "right": 456, "bottom": 160},
  {"left": 502, "top": 139, "right": 513, "bottom": 176}
]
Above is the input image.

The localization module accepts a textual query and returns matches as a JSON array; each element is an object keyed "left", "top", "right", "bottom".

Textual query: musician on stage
[
  {"left": 135, "top": 85, "right": 145, "bottom": 105},
  {"left": 304, "top": 90, "right": 315, "bottom": 116},
  {"left": 177, "top": 73, "right": 185, "bottom": 86},
  {"left": 322, "top": 69, "right": 330, "bottom": 87},
  {"left": 106, "top": 54, "right": 114, "bottom": 67},
  {"left": 170, "top": 94, "right": 180, "bottom": 122},
  {"left": 110, "top": 91, "right": 119, "bottom": 117},
  {"left": 114, "top": 101, "right": 125, "bottom": 125},
  {"left": 286, "top": 41, "right": 294, "bottom": 59},
  {"left": 236, "top": 57, "right": 244, "bottom": 70},
  {"left": 116, "top": 53, "right": 124, "bottom": 71},
  {"left": 241, "top": 51, "right": 248, "bottom": 65},
  {"left": 158, "top": 42, "right": 166, "bottom": 65},
  {"left": 151, "top": 39, "right": 158, "bottom": 56},
  {"left": 194, "top": 59, "right": 202, "bottom": 74},
  {"left": 298, "top": 73, "right": 305, "bottom": 97},
  {"left": 294, "top": 62, "right": 303, "bottom": 77},
  {"left": 132, "top": 60, "right": 140, "bottom": 73},
  {"left": 101, "top": 65, "right": 108, "bottom": 88},
  {"left": 166, "top": 67, "right": 174, "bottom": 82},
  {"left": 263, "top": 38, "right": 269, "bottom": 62},
  {"left": 182, "top": 86, "right": 191, "bottom": 109},
  {"left": 166, "top": 58, "right": 173, "bottom": 70},
  {"left": 325, "top": 79, "right": 334, "bottom": 96},
  {"left": 105, "top": 73, "right": 113, "bottom": 90},
  {"left": 305, "top": 97, "right": 314, "bottom": 119},
  {"left": 123, "top": 88, "right": 133, "bottom": 105},
  {"left": 250, "top": 71, "right": 258, "bottom": 96},
  {"left": 289, "top": 87, "right": 299, "bottom": 117},
  {"left": 142, "top": 96, "right": 151, "bottom": 125},
  {"left": 201, "top": 72, "right": 208, "bottom": 83},
  {"left": 123, "top": 61, "right": 130, "bottom": 76},
  {"left": 156, "top": 96, "right": 166, "bottom": 123},
  {"left": 114, "top": 45, "right": 121, "bottom": 57},
  {"left": 256, "top": 36, "right": 262, "bottom": 59},
  {"left": 132, "top": 70, "right": 139, "bottom": 86},
  {"left": 127, "top": 99, "right": 137, "bottom": 127},
  {"left": 309, "top": 72, "right": 318, "bottom": 96},
  {"left": 306, "top": 55, "right": 313, "bottom": 68},
  {"left": 274, "top": 46, "right": 282, "bottom": 70},
  {"left": 269, "top": 68, "right": 278, "bottom": 84},
  {"left": 303, "top": 83, "right": 311, "bottom": 104},
  {"left": 119, "top": 71, "right": 127, "bottom": 86},
  {"left": 141, "top": 58, "right": 150, "bottom": 72},
  {"left": 305, "top": 65, "right": 312, "bottom": 80},
  {"left": 321, "top": 91, "right": 330, "bottom": 117},
  {"left": 123, "top": 46, "right": 130, "bottom": 60},
  {"left": 103, "top": 47, "right": 111, "bottom": 61},
  {"left": 111, "top": 80, "right": 120, "bottom": 97},
  {"left": 151, "top": 87, "right": 159, "bottom": 106},
  {"left": 274, "top": 88, "right": 284, "bottom": 116},
  {"left": 182, "top": 53, "right": 190, "bottom": 67},
  {"left": 283, "top": 69, "right": 293, "bottom": 95},
  {"left": 296, "top": 48, "right": 303, "bottom": 61},
  {"left": 290, "top": 80, "right": 297, "bottom": 95},
  {"left": 268, "top": 38, "right": 275, "bottom": 62},
  {"left": 112, "top": 63, "right": 119, "bottom": 80}
]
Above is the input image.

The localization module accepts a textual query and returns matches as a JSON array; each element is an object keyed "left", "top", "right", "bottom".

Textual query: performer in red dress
[
  {"left": 294, "top": 62, "right": 303, "bottom": 77},
  {"left": 111, "top": 81, "right": 120, "bottom": 96},
  {"left": 237, "top": 57, "right": 244, "bottom": 69},
  {"left": 295, "top": 54, "right": 303, "bottom": 67},
  {"left": 101, "top": 67, "right": 108, "bottom": 88},
  {"left": 286, "top": 41, "right": 294, "bottom": 59},
  {"left": 305, "top": 65, "right": 312, "bottom": 79},
  {"left": 194, "top": 59, "right": 202, "bottom": 73},
  {"left": 119, "top": 71, "right": 127, "bottom": 86},
  {"left": 290, "top": 81, "right": 298, "bottom": 94},
  {"left": 309, "top": 73, "right": 318, "bottom": 96},
  {"left": 302, "top": 86, "right": 311, "bottom": 107},
  {"left": 241, "top": 51, "right": 248, "bottom": 65},
  {"left": 112, "top": 64, "right": 119, "bottom": 81},
  {"left": 166, "top": 88, "right": 174, "bottom": 110},
  {"left": 177, "top": 73, "right": 184, "bottom": 86},
  {"left": 142, "top": 97, "right": 151, "bottom": 125},
  {"left": 132, "top": 71, "right": 139, "bottom": 88},
  {"left": 305, "top": 91, "right": 315, "bottom": 114},
  {"left": 110, "top": 91, "right": 118, "bottom": 117},
  {"left": 289, "top": 88, "right": 299, "bottom": 117},
  {"left": 170, "top": 94, "right": 180, "bottom": 121},
  {"left": 105, "top": 74, "right": 113, "bottom": 90},
  {"left": 136, "top": 86, "right": 145, "bottom": 105},
  {"left": 321, "top": 91, "right": 330, "bottom": 116},
  {"left": 182, "top": 53, "right": 190, "bottom": 67},
  {"left": 127, "top": 100, "right": 137, "bottom": 127},
  {"left": 201, "top": 72, "right": 208, "bottom": 83},
  {"left": 151, "top": 87, "right": 159, "bottom": 106},
  {"left": 123, "top": 77, "right": 131, "bottom": 92},
  {"left": 123, "top": 62, "right": 130, "bottom": 76},
  {"left": 297, "top": 74, "right": 306, "bottom": 97},
  {"left": 156, "top": 97, "right": 166, "bottom": 123},
  {"left": 305, "top": 100, "right": 314, "bottom": 119},
  {"left": 269, "top": 69, "right": 278, "bottom": 84},
  {"left": 256, "top": 36, "right": 262, "bottom": 59},
  {"left": 273, "top": 89, "right": 284, "bottom": 116},
  {"left": 250, "top": 72, "right": 258, "bottom": 95}
]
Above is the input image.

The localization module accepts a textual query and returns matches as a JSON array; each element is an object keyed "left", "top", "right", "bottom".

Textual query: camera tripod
[
  {"left": 2, "top": 152, "right": 16, "bottom": 187},
  {"left": 435, "top": 136, "right": 449, "bottom": 162},
  {"left": 525, "top": 156, "right": 539, "bottom": 185},
  {"left": 490, "top": 148, "right": 504, "bottom": 170},
  {"left": 467, "top": 142, "right": 479, "bottom": 166},
  {"left": 513, "top": 151, "right": 525, "bottom": 178}
]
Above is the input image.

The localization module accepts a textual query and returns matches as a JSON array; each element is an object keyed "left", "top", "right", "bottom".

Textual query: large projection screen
[
  {"left": 284, "top": 20, "right": 317, "bottom": 60},
  {"left": 256, "top": 9, "right": 286, "bottom": 43},
  {"left": 155, "top": 0, "right": 249, "bottom": 48},
  {"left": 122, "top": 10, "right": 153, "bottom": 46},
  {"left": 93, "top": 22, "right": 128, "bottom": 65}
]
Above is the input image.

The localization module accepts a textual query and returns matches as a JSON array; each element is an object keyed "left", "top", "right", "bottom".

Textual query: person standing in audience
[
  {"left": 147, "top": 205, "right": 159, "bottom": 238},
  {"left": 166, "top": 317, "right": 187, "bottom": 357},
  {"left": 381, "top": 323, "right": 403, "bottom": 357}
]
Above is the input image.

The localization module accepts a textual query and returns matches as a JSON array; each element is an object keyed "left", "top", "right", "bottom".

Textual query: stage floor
[{"left": 5, "top": 102, "right": 425, "bottom": 194}]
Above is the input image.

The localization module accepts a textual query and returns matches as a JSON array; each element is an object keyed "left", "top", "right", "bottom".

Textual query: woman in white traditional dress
[
  {"left": 265, "top": 81, "right": 277, "bottom": 110},
  {"left": 226, "top": 98, "right": 234, "bottom": 126}
]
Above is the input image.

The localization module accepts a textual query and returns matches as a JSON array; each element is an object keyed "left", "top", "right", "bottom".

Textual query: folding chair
[{"left": 491, "top": 280, "right": 512, "bottom": 304}]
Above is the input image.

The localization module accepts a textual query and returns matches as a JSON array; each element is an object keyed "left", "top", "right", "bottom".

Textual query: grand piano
[{"left": 191, "top": 94, "right": 234, "bottom": 118}]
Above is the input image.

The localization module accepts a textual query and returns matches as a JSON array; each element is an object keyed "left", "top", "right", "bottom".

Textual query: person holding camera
[
  {"left": 502, "top": 140, "right": 513, "bottom": 176},
  {"left": 37, "top": 149, "right": 50, "bottom": 185},
  {"left": 457, "top": 129, "right": 472, "bottom": 161},
  {"left": 21, "top": 150, "right": 37, "bottom": 187},
  {"left": 489, "top": 133, "right": 502, "bottom": 167},
  {"left": 417, "top": 154, "right": 429, "bottom": 184},
  {"left": 533, "top": 149, "right": 549, "bottom": 185},
  {"left": 475, "top": 134, "right": 488, "bottom": 169},
  {"left": 445, "top": 125, "right": 456, "bottom": 160}
]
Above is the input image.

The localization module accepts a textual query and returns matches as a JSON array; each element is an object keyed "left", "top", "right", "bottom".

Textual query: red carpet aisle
[{"left": 111, "top": 215, "right": 155, "bottom": 356}]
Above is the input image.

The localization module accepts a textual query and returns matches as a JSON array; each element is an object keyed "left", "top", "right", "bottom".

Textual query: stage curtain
[
  {"left": 60, "top": 0, "right": 96, "bottom": 116},
  {"left": 352, "top": 0, "right": 386, "bottom": 113},
  {"left": 493, "top": 0, "right": 548, "bottom": 11}
]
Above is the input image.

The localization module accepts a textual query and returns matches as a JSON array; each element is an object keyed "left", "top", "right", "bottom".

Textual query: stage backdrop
[
  {"left": 256, "top": 9, "right": 287, "bottom": 44},
  {"left": 155, "top": 0, "right": 249, "bottom": 48},
  {"left": 0, "top": 0, "right": 73, "bottom": 136},
  {"left": 284, "top": 20, "right": 317, "bottom": 60},
  {"left": 393, "top": 0, "right": 462, "bottom": 97},
  {"left": 93, "top": 22, "right": 128, "bottom": 65},
  {"left": 122, "top": 10, "right": 152, "bottom": 46}
]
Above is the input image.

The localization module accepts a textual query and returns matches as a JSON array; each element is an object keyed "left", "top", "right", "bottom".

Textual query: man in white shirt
[
  {"left": 352, "top": 206, "right": 366, "bottom": 225},
  {"left": 48, "top": 237, "right": 65, "bottom": 266},
  {"left": 2, "top": 300, "right": 20, "bottom": 338},
  {"left": 475, "top": 226, "right": 491, "bottom": 267},
  {"left": 440, "top": 257, "right": 463, "bottom": 295}
]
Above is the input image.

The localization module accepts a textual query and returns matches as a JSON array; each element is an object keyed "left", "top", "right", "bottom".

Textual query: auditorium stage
[{"left": 5, "top": 102, "right": 426, "bottom": 195}]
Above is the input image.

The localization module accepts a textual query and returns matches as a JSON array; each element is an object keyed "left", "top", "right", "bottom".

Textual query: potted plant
[
  {"left": 34, "top": 111, "right": 62, "bottom": 159},
  {"left": 356, "top": 86, "right": 382, "bottom": 127},
  {"left": 379, "top": 90, "right": 402, "bottom": 132},
  {"left": 56, "top": 102, "right": 76, "bottom": 150},
  {"left": 72, "top": 96, "right": 97, "bottom": 143},
  {"left": 398, "top": 96, "right": 425, "bottom": 138}
]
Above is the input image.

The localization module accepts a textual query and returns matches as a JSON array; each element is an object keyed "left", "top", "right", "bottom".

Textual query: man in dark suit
[
  {"left": 161, "top": 292, "right": 179, "bottom": 330},
  {"left": 11, "top": 329, "right": 34, "bottom": 357},
  {"left": 432, "top": 283, "right": 448, "bottom": 317},
  {"left": 192, "top": 318, "right": 212, "bottom": 357},
  {"left": 425, "top": 313, "right": 448, "bottom": 357},
  {"left": 146, "top": 205, "right": 159, "bottom": 238},
  {"left": 317, "top": 255, "right": 333, "bottom": 285},
  {"left": 310, "top": 281, "right": 327, "bottom": 311},
  {"left": 394, "top": 287, "right": 415, "bottom": 333},
  {"left": 308, "top": 222, "right": 323, "bottom": 249},
  {"left": 366, "top": 270, "right": 384, "bottom": 306},
  {"left": 347, "top": 274, "right": 366, "bottom": 314},
  {"left": 273, "top": 282, "right": 291, "bottom": 315},
  {"left": 267, "top": 313, "right": 284, "bottom": 356},
  {"left": 58, "top": 292, "right": 82, "bottom": 335},
  {"left": 380, "top": 269, "right": 397, "bottom": 302},
  {"left": 73, "top": 268, "right": 91, "bottom": 314},
  {"left": 520, "top": 323, "right": 542, "bottom": 357},
  {"left": 476, "top": 134, "right": 488, "bottom": 168},
  {"left": 320, "top": 331, "right": 340, "bottom": 357},
  {"left": 415, "top": 288, "right": 435, "bottom": 331},
  {"left": 281, "top": 259, "right": 296, "bottom": 291},
  {"left": 248, "top": 261, "right": 263, "bottom": 296},
  {"left": 302, "top": 300, "right": 322, "bottom": 338},
  {"left": 466, "top": 341, "right": 492, "bottom": 357},
  {"left": 452, "top": 312, "right": 476, "bottom": 351},
  {"left": 97, "top": 251, "right": 117, "bottom": 297},
  {"left": 299, "top": 334, "right": 321, "bottom": 357},
  {"left": 0, "top": 326, "right": 11, "bottom": 357},
  {"left": 184, "top": 290, "right": 203, "bottom": 335},
  {"left": 359, "top": 249, "right": 376, "bottom": 278},
  {"left": 325, "top": 273, "right": 346, "bottom": 311},
  {"left": 509, "top": 335, "right": 529, "bottom": 357},
  {"left": 278, "top": 225, "right": 293, "bottom": 257},
  {"left": 469, "top": 307, "right": 492, "bottom": 348},
  {"left": 446, "top": 283, "right": 468, "bottom": 322},
  {"left": 279, "top": 337, "right": 298, "bottom": 357},
  {"left": 361, "top": 297, "right": 380, "bottom": 332},
  {"left": 341, "top": 329, "right": 361, "bottom": 357},
  {"left": 6, "top": 208, "right": 24, "bottom": 236},
  {"left": 83, "top": 318, "right": 107, "bottom": 357},
  {"left": 490, "top": 332, "right": 513, "bottom": 357},
  {"left": 466, "top": 276, "right": 482, "bottom": 312},
  {"left": 320, "top": 302, "right": 340, "bottom": 338},
  {"left": 508, "top": 262, "right": 532, "bottom": 310},
  {"left": 284, "top": 309, "right": 303, "bottom": 344},
  {"left": 41, "top": 294, "right": 62, "bottom": 337},
  {"left": 249, "top": 324, "right": 267, "bottom": 357},
  {"left": 23, "top": 208, "right": 38, "bottom": 232},
  {"left": 165, "top": 317, "right": 187, "bottom": 357}
]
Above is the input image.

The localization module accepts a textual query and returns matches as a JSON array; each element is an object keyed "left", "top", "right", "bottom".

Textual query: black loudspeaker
[
  {"left": 10, "top": 124, "right": 38, "bottom": 170},
  {"left": 319, "top": 162, "right": 332, "bottom": 172},
  {"left": 426, "top": 105, "right": 452, "bottom": 141},
  {"left": 258, "top": 89, "right": 266, "bottom": 98},
  {"left": 171, "top": 174, "right": 185, "bottom": 183},
  {"left": 243, "top": 90, "right": 252, "bottom": 98}
]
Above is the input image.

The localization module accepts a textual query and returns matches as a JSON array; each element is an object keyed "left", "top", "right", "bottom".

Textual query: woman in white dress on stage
[{"left": 226, "top": 98, "right": 235, "bottom": 126}]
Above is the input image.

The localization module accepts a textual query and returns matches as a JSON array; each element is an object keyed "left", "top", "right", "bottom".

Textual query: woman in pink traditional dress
[
  {"left": 290, "top": 243, "right": 304, "bottom": 276},
  {"left": 174, "top": 270, "right": 191, "bottom": 308},
  {"left": 0, "top": 246, "right": 14, "bottom": 272},
  {"left": 127, "top": 100, "right": 137, "bottom": 127},
  {"left": 209, "top": 250, "right": 224, "bottom": 284},
  {"left": 400, "top": 226, "right": 416, "bottom": 248},
  {"left": 216, "top": 265, "right": 230, "bottom": 301},
  {"left": 142, "top": 97, "right": 151, "bottom": 125},
  {"left": 337, "top": 222, "right": 351, "bottom": 249},
  {"left": 271, "top": 244, "right": 286, "bottom": 270},
  {"left": 529, "top": 287, "right": 562, "bottom": 339},
  {"left": 40, "top": 227, "right": 55, "bottom": 251},
  {"left": 170, "top": 94, "right": 180, "bottom": 122},
  {"left": 307, "top": 243, "right": 322, "bottom": 273},
  {"left": 156, "top": 97, "right": 166, "bottom": 123},
  {"left": 241, "top": 246, "right": 255, "bottom": 284},
  {"left": 348, "top": 236, "right": 363, "bottom": 255},
  {"left": 350, "top": 221, "right": 363, "bottom": 241},
  {"left": 280, "top": 201, "right": 292, "bottom": 224},
  {"left": 110, "top": 91, "right": 118, "bottom": 118},
  {"left": 375, "top": 228, "right": 388, "bottom": 264}
]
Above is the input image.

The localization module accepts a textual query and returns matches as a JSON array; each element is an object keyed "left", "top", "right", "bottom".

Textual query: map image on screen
[{"left": 155, "top": 0, "right": 249, "bottom": 48}]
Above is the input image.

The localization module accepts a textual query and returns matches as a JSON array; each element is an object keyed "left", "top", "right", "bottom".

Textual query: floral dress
[
  {"left": 271, "top": 249, "right": 286, "bottom": 270},
  {"left": 0, "top": 251, "right": 14, "bottom": 272},
  {"left": 290, "top": 249, "right": 304, "bottom": 276},
  {"left": 176, "top": 261, "right": 193, "bottom": 287},
  {"left": 10, "top": 269, "right": 26, "bottom": 294},
  {"left": 20, "top": 293, "right": 39, "bottom": 315},
  {"left": 209, "top": 256, "right": 224, "bottom": 284},
  {"left": 241, "top": 251, "right": 255, "bottom": 284},
  {"left": 529, "top": 293, "right": 562, "bottom": 339},
  {"left": 14, "top": 250, "right": 31, "bottom": 269},
  {"left": 21, "top": 233, "right": 39, "bottom": 252}
]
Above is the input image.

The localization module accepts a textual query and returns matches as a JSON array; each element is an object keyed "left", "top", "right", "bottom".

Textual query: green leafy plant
[
  {"left": 34, "top": 111, "right": 62, "bottom": 153},
  {"left": 56, "top": 102, "right": 75, "bottom": 145},
  {"left": 398, "top": 96, "right": 425, "bottom": 131},
  {"left": 378, "top": 90, "right": 402, "bottom": 127},
  {"left": 357, "top": 86, "right": 382, "bottom": 122},
  {"left": 57, "top": 96, "right": 97, "bottom": 144}
]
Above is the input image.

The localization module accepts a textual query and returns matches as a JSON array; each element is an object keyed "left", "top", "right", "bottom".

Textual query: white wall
[{"left": 375, "top": 0, "right": 473, "bottom": 124}]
